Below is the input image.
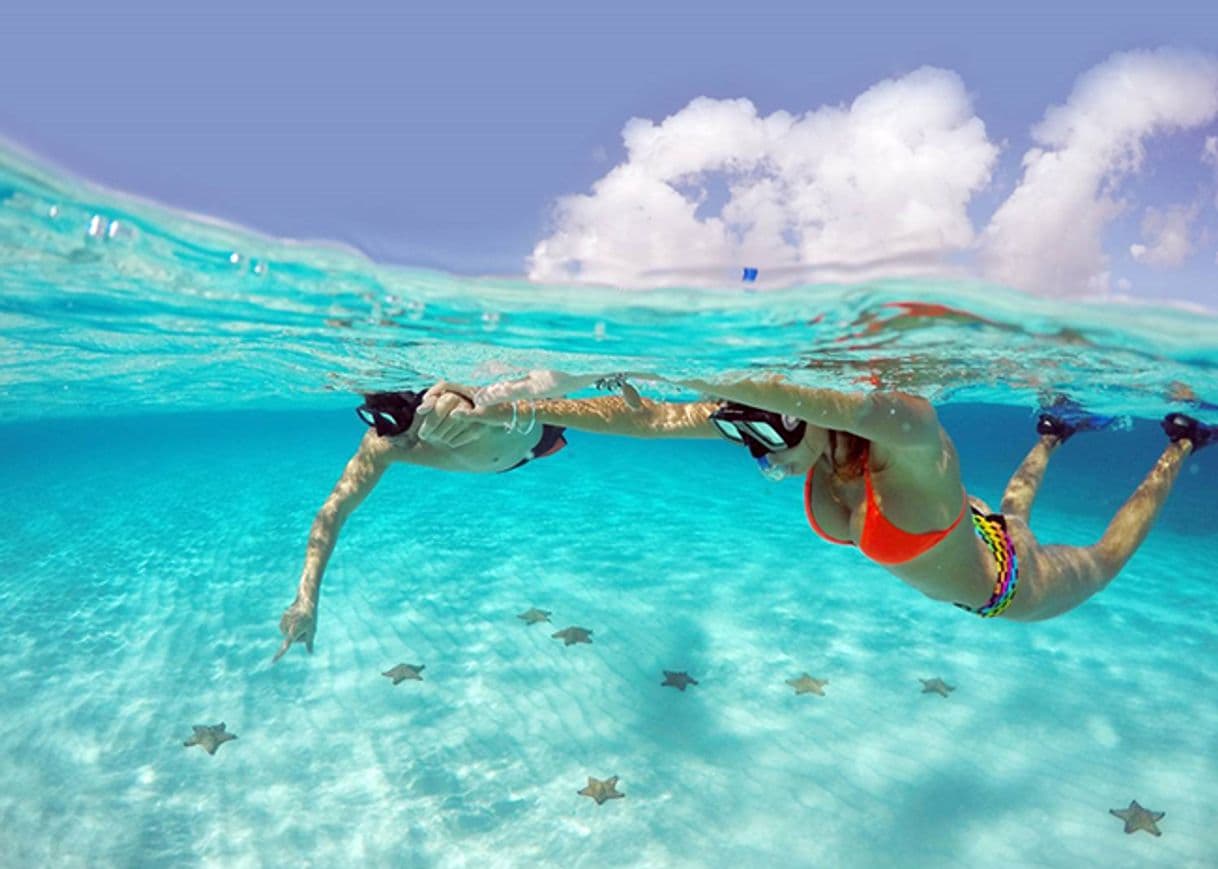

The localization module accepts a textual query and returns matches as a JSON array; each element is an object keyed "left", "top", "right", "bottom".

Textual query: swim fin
[
  {"left": 1161, "top": 413, "right": 1217, "bottom": 452},
  {"left": 1036, "top": 397, "right": 1118, "bottom": 444}
]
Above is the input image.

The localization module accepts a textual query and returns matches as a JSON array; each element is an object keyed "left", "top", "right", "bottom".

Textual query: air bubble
[
  {"left": 481, "top": 311, "right": 501, "bottom": 331},
  {"left": 106, "top": 220, "right": 136, "bottom": 241},
  {"left": 229, "top": 252, "right": 242, "bottom": 265},
  {"left": 87, "top": 215, "right": 106, "bottom": 238},
  {"left": 48, "top": 205, "right": 60, "bottom": 218},
  {"left": 252, "top": 261, "right": 268, "bottom": 276}
]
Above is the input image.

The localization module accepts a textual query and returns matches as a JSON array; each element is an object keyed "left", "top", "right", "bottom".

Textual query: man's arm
[
  {"left": 296, "top": 430, "right": 392, "bottom": 609},
  {"left": 274, "top": 430, "right": 391, "bottom": 661}
]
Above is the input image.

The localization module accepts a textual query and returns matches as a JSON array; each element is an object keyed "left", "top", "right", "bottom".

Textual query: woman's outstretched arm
[
  {"left": 671, "top": 376, "right": 942, "bottom": 448},
  {"left": 463, "top": 373, "right": 941, "bottom": 447},
  {"left": 462, "top": 395, "right": 722, "bottom": 439}
]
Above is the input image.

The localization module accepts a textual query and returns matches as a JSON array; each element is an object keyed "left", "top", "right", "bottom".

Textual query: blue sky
[{"left": 4, "top": 1, "right": 1218, "bottom": 304}]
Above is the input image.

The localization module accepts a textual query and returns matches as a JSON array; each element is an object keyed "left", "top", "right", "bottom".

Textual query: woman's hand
[
  {"left": 451, "top": 401, "right": 515, "bottom": 427},
  {"left": 273, "top": 597, "right": 316, "bottom": 662},
  {"left": 415, "top": 382, "right": 485, "bottom": 447}
]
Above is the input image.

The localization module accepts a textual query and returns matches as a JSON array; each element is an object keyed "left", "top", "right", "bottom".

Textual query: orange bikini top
[{"left": 802, "top": 446, "right": 967, "bottom": 565}]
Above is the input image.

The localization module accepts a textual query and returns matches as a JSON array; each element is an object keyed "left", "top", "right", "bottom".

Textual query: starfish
[
  {"left": 920, "top": 678, "right": 955, "bottom": 697},
  {"left": 1109, "top": 800, "right": 1165, "bottom": 836},
  {"left": 786, "top": 673, "right": 828, "bottom": 696},
  {"left": 517, "top": 607, "right": 552, "bottom": 625},
  {"left": 578, "top": 775, "right": 625, "bottom": 805},
  {"left": 552, "top": 626, "right": 592, "bottom": 646},
  {"left": 382, "top": 663, "right": 425, "bottom": 684},
  {"left": 183, "top": 722, "right": 237, "bottom": 755},
  {"left": 661, "top": 670, "right": 699, "bottom": 691}
]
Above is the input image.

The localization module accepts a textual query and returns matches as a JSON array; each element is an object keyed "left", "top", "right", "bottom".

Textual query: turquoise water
[{"left": 2, "top": 145, "right": 1217, "bottom": 867}]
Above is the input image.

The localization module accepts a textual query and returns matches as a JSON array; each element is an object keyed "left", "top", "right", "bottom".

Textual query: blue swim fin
[{"left": 1036, "top": 396, "right": 1118, "bottom": 443}]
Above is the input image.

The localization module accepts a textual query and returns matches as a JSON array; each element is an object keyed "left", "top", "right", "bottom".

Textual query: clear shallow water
[
  {"left": 1, "top": 411, "right": 1215, "bottom": 867},
  {"left": 2, "top": 146, "right": 1218, "bottom": 867}
]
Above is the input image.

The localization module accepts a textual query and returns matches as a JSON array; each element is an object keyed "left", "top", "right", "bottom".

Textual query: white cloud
[
  {"left": 1206, "top": 137, "right": 1218, "bottom": 209},
  {"left": 528, "top": 68, "right": 998, "bottom": 288},
  {"left": 530, "top": 49, "right": 1218, "bottom": 296},
  {"left": 980, "top": 49, "right": 1218, "bottom": 295},
  {"left": 1130, "top": 203, "right": 1199, "bottom": 267}
]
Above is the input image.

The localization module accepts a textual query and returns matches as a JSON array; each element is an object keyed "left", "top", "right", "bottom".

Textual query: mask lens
[
  {"left": 357, "top": 406, "right": 403, "bottom": 435},
  {"left": 711, "top": 417, "right": 745, "bottom": 443},
  {"left": 744, "top": 419, "right": 787, "bottom": 449}
]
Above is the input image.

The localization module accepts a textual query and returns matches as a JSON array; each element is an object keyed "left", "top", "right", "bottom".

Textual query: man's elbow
[{"left": 311, "top": 501, "right": 345, "bottom": 533}]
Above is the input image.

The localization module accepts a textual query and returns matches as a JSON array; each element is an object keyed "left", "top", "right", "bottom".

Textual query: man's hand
[
  {"left": 273, "top": 598, "right": 316, "bottom": 663},
  {"left": 415, "top": 382, "right": 485, "bottom": 447}
]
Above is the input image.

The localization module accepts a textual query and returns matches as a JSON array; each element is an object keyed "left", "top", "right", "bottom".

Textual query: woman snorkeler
[{"left": 450, "top": 376, "right": 1214, "bottom": 622}]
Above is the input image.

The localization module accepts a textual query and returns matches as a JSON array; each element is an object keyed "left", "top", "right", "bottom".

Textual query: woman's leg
[
  {"left": 1005, "top": 400, "right": 1126, "bottom": 522},
  {"left": 1090, "top": 440, "right": 1191, "bottom": 575},
  {"left": 1006, "top": 440, "right": 1191, "bottom": 621},
  {"left": 999, "top": 434, "right": 1060, "bottom": 522}
]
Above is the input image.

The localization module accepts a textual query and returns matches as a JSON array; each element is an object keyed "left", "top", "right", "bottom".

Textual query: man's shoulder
[{"left": 359, "top": 430, "right": 407, "bottom": 465}]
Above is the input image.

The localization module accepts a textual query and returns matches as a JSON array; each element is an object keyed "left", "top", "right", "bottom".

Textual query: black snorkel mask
[
  {"left": 710, "top": 402, "right": 808, "bottom": 459},
  {"left": 356, "top": 391, "right": 424, "bottom": 437}
]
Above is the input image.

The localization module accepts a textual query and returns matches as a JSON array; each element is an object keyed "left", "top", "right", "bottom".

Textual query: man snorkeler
[{"left": 273, "top": 382, "right": 567, "bottom": 662}]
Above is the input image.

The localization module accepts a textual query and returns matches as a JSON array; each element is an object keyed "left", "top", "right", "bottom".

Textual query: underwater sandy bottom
[{"left": 1, "top": 411, "right": 1215, "bottom": 868}]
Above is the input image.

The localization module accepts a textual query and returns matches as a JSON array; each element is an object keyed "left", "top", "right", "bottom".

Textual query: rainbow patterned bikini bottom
[{"left": 954, "top": 507, "right": 1019, "bottom": 618}]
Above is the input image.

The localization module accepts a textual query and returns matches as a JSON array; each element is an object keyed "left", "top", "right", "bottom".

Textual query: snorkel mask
[
  {"left": 709, "top": 402, "right": 808, "bottom": 480},
  {"left": 356, "top": 391, "right": 424, "bottom": 437}
]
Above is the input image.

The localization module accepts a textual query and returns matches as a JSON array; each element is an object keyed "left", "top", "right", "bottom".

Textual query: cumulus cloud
[
  {"left": 1129, "top": 203, "right": 1199, "bottom": 267},
  {"left": 980, "top": 49, "right": 1218, "bottom": 295},
  {"left": 530, "top": 49, "right": 1218, "bottom": 296},
  {"left": 528, "top": 68, "right": 998, "bottom": 288}
]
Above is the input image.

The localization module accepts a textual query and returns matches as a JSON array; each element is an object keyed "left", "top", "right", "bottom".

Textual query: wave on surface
[{"left": 2, "top": 144, "right": 1216, "bottom": 423}]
